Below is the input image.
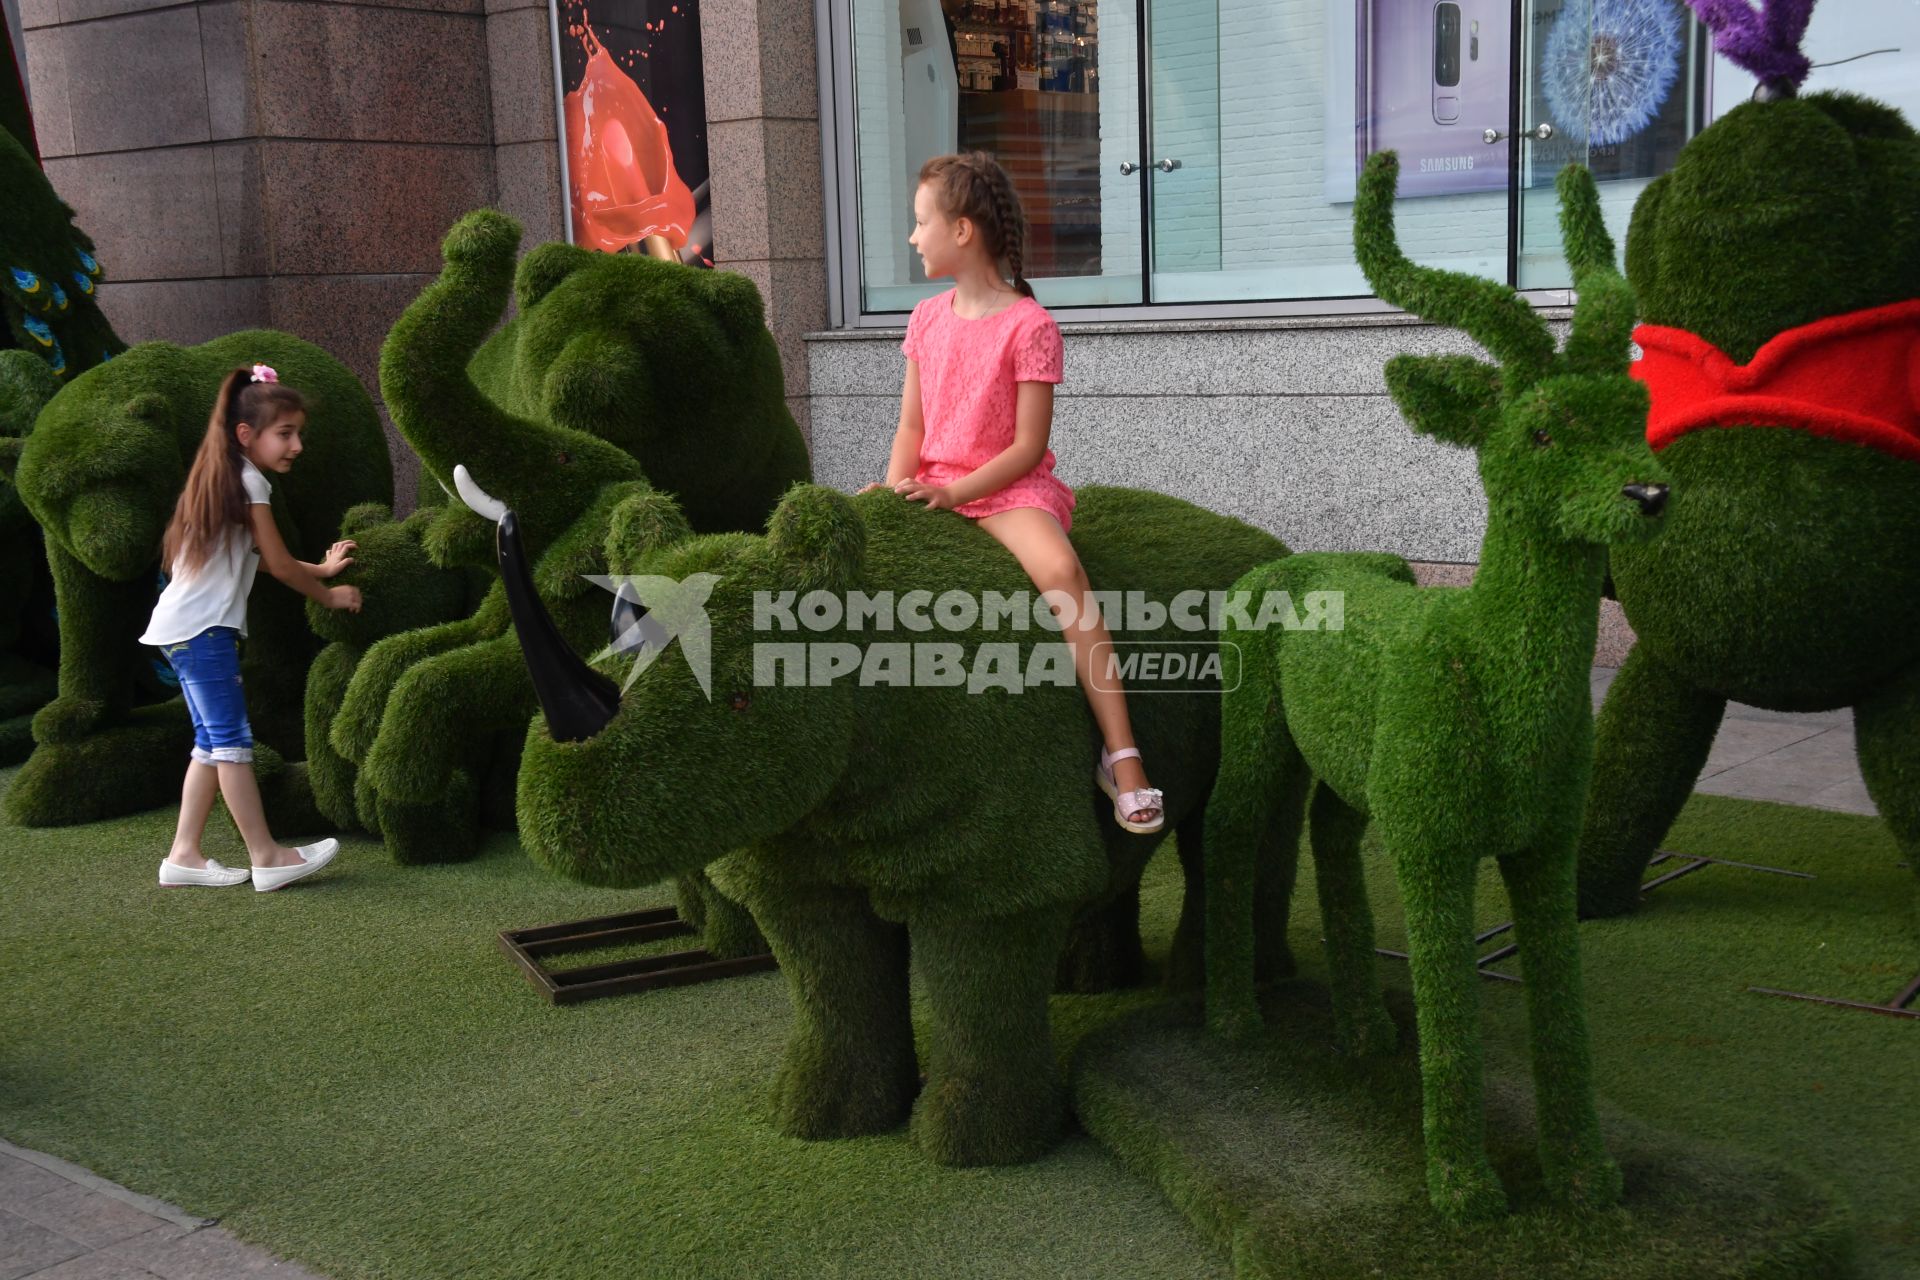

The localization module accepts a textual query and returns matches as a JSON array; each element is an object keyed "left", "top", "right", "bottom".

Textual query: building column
[{"left": 700, "top": 0, "right": 827, "bottom": 451}]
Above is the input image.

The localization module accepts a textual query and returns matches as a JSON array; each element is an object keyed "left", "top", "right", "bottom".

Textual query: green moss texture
[
  {"left": 508, "top": 482, "right": 1292, "bottom": 1166},
  {"left": 328, "top": 209, "right": 809, "bottom": 895},
  {"left": 1206, "top": 154, "right": 1670, "bottom": 1222},
  {"left": 1580, "top": 91, "right": 1920, "bottom": 937},
  {"left": 3, "top": 332, "right": 391, "bottom": 827}
]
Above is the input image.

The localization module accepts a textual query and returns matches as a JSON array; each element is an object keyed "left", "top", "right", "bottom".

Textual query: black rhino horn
[{"left": 453, "top": 464, "right": 619, "bottom": 742}]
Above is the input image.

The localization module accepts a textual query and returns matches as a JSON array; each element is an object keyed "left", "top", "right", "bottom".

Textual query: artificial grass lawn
[
  {"left": 0, "top": 765, "right": 1217, "bottom": 1280},
  {"left": 0, "top": 767, "right": 1913, "bottom": 1278},
  {"left": 1071, "top": 791, "right": 1914, "bottom": 1278}
]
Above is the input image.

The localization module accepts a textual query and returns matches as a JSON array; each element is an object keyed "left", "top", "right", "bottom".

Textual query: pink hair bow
[{"left": 250, "top": 363, "right": 279, "bottom": 384}]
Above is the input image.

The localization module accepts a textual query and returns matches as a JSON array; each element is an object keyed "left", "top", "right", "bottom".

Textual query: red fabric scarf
[{"left": 1630, "top": 299, "right": 1920, "bottom": 464}]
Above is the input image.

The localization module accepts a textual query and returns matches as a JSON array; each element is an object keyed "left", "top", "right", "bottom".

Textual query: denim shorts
[{"left": 158, "top": 626, "right": 254, "bottom": 765}]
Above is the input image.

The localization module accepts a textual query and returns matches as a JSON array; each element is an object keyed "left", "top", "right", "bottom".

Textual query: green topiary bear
[
  {"left": 495, "top": 476, "right": 1293, "bottom": 1166},
  {"left": 333, "top": 206, "right": 808, "bottom": 919},
  {"left": 1206, "top": 154, "right": 1669, "bottom": 1222},
  {"left": 2, "top": 333, "right": 391, "bottom": 827},
  {"left": 1575, "top": 4, "right": 1920, "bottom": 945},
  {"left": 301, "top": 501, "right": 490, "bottom": 830}
]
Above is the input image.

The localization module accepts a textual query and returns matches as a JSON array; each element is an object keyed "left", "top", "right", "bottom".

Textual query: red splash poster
[{"left": 554, "top": 0, "right": 713, "bottom": 265}]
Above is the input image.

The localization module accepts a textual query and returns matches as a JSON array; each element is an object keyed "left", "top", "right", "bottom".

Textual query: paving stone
[
  {"left": 26, "top": 1250, "right": 166, "bottom": 1279},
  {"left": 0, "top": 1207, "right": 86, "bottom": 1280},
  {"left": 108, "top": 1225, "right": 310, "bottom": 1279},
  {"left": 0, "top": 1152, "right": 70, "bottom": 1209},
  {"left": 14, "top": 1182, "right": 172, "bottom": 1248}
]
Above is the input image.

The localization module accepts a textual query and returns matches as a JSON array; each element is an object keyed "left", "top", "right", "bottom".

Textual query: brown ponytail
[
  {"left": 918, "top": 151, "right": 1034, "bottom": 299},
  {"left": 159, "top": 368, "right": 307, "bottom": 579}
]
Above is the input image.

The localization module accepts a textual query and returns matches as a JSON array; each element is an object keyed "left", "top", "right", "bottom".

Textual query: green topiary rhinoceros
[
  {"left": 331, "top": 207, "right": 811, "bottom": 927},
  {"left": 494, "top": 477, "right": 1294, "bottom": 1166},
  {"left": 2, "top": 333, "right": 391, "bottom": 827},
  {"left": 1575, "top": 8, "right": 1920, "bottom": 948}
]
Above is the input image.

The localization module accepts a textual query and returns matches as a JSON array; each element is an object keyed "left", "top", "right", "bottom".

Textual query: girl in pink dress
[{"left": 860, "top": 151, "right": 1163, "bottom": 833}]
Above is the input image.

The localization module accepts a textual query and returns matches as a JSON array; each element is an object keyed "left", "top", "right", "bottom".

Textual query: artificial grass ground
[{"left": 0, "top": 767, "right": 1913, "bottom": 1278}]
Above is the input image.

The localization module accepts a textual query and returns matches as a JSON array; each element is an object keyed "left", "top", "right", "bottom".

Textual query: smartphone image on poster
[{"left": 1358, "top": 0, "right": 1510, "bottom": 197}]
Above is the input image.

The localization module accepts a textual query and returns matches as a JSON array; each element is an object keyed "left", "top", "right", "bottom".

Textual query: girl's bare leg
[
  {"left": 214, "top": 762, "right": 304, "bottom": 868},
  {"left": 974, "top": 508, "right": 1157, "bottom": 814},
  {"left": 165, "top": 762, "right": 221, "bottom": 866}
]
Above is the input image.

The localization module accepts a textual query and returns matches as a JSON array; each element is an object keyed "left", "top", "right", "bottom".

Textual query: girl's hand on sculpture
[
  {"left": 895, "top": 480, "right": 957, "bottom": 510},
  {"left": 316, "top": 539, "right": 357, "bottom": 577},
  {"left": 327, "top": 584, "right": 363, "bottom": 613}
]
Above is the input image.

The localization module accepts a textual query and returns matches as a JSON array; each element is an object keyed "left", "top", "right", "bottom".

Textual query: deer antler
[
  {"left": 1686, "top": 0, "right": 1815, "bottom": 96},
  {"left": 1554, "top": 165, "right": 1636, "bottom": 375},
  {"left": 1354, "top": 152, "right": 1554, "bottom": 388}
]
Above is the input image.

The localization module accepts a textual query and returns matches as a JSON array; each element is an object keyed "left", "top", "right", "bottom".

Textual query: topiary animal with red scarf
[{"left": 1577, "top": 0, "right": 1920, "bottom": 943}]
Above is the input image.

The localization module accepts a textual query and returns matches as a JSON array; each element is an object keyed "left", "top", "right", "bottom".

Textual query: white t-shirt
[{"left": 139, "top": 458, "right": 274, "bottom": 646}]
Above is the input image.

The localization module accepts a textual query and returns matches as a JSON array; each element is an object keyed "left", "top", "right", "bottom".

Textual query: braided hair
[{"left": 917, "top": 151, "right": 1034, "bottom": 299}]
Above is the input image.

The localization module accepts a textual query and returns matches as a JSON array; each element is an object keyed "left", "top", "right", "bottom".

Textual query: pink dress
[{"left": 901, "top": 289, "right": 1077, "bottom": 532}]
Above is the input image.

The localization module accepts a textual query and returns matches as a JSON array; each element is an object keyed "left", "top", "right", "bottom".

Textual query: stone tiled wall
[
  {"left": 21, "top": 0, "right": 505, "bottom": 509},
  {"left": 700, "top": 0, "right": 828, "bottom": 449},
  {"left": 805, "top": 313, "right": 1636, "bottom": 664}
]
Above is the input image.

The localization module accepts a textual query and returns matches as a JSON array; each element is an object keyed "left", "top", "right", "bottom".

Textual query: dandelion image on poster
[{"left": 1543, "top": 0, "right": 1683, "bottom": 147}]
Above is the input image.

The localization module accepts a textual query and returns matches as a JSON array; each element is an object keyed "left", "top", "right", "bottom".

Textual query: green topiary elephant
[
  {"left": 494, "top": 476, "right": 1294, "bottom": 1166},
  {"left": 1, "top": 332, "right": 391, "bottom": 827},
  {"left": 333, "top": 207, "right": 808, "bottom": 966},
  {"left": 1207, "top": 155, "right": 1666, "bottom": 1222},
  {"left": 1575, "top": 4, "right": 1920, "bottom": 945}
]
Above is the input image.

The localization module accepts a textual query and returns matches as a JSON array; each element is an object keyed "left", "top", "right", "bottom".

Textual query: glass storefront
[{"left": 839, "top": 0, "right": 1920, "bottom": 319}]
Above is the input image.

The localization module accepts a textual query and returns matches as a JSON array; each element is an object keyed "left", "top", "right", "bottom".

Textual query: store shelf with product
[{"left": 958, "top": 88, "right": 1101, "bottom": 278}]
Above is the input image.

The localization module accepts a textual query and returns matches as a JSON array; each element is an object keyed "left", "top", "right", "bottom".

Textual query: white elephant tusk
[
  {"left": 434, "top": 474, "right": 455, "bottom": 502},
  {"left": 452, "top": 463, "right": 508, "bottom": 525}
]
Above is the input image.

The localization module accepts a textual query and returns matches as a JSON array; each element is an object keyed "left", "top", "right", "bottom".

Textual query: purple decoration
[{"left": 1684, "top": 0, "right": 1816, "bottom": 91}]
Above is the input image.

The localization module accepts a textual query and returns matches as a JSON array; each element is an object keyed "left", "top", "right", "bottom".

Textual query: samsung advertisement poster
[{"left": 1335, "top": 0, "right": 1710, "bottom": 201}]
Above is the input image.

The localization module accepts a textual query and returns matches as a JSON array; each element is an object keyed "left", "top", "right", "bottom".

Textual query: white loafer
[
  {"left": 158, "top": 857, "right": 251, "bottom": 887},
  {"left": 252, "top": 838, "right": 340, "bottom": 893}
]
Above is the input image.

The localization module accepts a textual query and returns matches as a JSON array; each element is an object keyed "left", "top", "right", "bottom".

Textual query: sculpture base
[
  {"left": 499, "top": 906, "right": 777, "bottom": 1005},
  {"left": 1070, "top": 987, "right": 1852, "bottom": 1279}
]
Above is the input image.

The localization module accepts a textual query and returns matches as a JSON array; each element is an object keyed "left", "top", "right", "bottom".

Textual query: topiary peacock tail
[
  {"left": 1686, "top": 0, "right": 1815, "bottom": 98},
  {"left": 0, "top": 128, "right": 125, "bottom": 388}
]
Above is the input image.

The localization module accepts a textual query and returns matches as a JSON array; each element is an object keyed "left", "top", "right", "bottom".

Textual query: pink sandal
[{"left": 1096, "top": 746, "right": 1165, "bottom": 834}]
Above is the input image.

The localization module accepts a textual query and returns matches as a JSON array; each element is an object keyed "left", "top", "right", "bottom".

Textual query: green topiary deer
[{"left": 1205, "top": 153, "right": 1670, "bottom": 1222}]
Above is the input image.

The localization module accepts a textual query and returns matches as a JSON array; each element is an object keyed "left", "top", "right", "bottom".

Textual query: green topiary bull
[
  {"left": 491, "top": 474, "right": 1292, "bottom": 1166},
  {"left": 333, "top": 209, "right": 808, "bottom": 959},
  {"left": 2, "top": 333, "right": 391, "bottom": 826},
  {"left": 1206, "top": 155, "right": 1667, "bottom": 1222},
  {"left": 1575, "top": 2, "right": 1920, "bottom": 944}
]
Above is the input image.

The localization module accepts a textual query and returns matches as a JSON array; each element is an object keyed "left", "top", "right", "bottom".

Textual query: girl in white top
[{"left": 142, "top": 363, "right": 363, "bottom": 891}]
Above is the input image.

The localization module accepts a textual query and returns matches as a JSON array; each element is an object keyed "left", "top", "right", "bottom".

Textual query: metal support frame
[{"left": 499, "top": 906, "right": 778, "bottom": 1006}]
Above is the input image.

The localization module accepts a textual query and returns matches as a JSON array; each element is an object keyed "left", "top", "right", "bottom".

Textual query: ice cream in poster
[{"left": 557, "top": 2, "right": 714, "bottom": 263}]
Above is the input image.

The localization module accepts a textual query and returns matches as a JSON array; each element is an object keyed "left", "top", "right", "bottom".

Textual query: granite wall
[
  {"left": 20, "top": 0, "right": 507, "bottom": 508},
  {"left": 805, "top": 313, "right": 1637, "bottom": 664},
  {"left": 699, "top": 0, "right": 828, "bottom": 448}
]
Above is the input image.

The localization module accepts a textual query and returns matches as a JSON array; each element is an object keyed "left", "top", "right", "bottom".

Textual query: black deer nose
[{"left": 1622, "top": 483, "right": 1669, "bottom": 517}]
